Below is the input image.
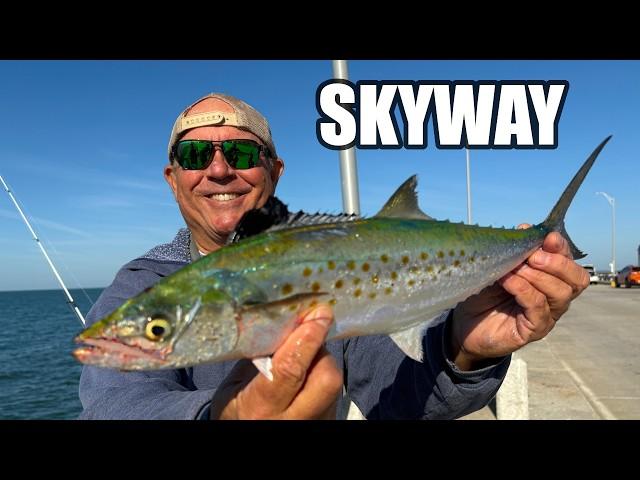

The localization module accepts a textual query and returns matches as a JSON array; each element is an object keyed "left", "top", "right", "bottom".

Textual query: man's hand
[
  {"left": 210, "top": 303, "right": 343, "bottom": 419},
  {"left": 449, "top": 227, "right": 590, "bottom": 371}
]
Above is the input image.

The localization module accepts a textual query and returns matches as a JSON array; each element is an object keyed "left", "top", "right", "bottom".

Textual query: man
[{"left": 78, "top": 92, "right": 589, "bottom": 419}]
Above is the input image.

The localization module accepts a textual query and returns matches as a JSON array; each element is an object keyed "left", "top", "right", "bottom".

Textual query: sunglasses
[{"left": 172, "top": 139, "right": 269, "bottom": 170}]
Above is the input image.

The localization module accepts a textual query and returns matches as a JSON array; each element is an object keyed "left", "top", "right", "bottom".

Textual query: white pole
[
  {"left": 466, "top": 148, "right": 472, "bottom": 224},
  {"left": 0, "top": 174, "right": 86, "bottom": 326},
  {"left": 332, "top": 60, "right": 362, "bottom": 419},
  {"left": 612, "top": 197, "right": 616, "bottom": 274},
  {"left": 331, "top": 60, "right": 360, "bottom": 215},
  {"left": 596, "top": 192, "right": 616, "bottom": 274}
]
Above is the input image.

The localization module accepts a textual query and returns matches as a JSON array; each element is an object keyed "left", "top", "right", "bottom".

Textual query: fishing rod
[{"left": 0, "top": 174, "right": 86, "bottom": 326}]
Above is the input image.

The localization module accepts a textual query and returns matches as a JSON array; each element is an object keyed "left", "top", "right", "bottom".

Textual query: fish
[{"left": 74, "top": 136, "right": 611, "bottom": 375}]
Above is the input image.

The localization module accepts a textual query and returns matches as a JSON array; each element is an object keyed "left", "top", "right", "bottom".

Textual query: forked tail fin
[{"left": 539, "top": 136, "right": 612, "bottom": 259}]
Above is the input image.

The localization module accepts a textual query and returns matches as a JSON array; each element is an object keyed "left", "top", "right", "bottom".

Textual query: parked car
[
  {"left": 614, "top": 265, "right": 640, "bottom": 288},
  {"left": 598, "top": 271, "right": 614, "bottom": 284},
  {"left": 581, "top": 264, "right": 600, "bottom": 284}
]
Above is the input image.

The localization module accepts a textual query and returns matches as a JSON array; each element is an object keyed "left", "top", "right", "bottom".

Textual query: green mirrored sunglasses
[{"left": 172, "top": 139, "right": 268, "bottom": 170}]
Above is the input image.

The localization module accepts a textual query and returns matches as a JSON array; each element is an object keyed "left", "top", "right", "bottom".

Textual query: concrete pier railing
[{"left": 496, "top": 353, "right": 530, "bottom": 420}]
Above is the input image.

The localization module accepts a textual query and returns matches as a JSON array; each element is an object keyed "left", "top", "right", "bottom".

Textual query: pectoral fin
[{"left": 241, "top": 292, "right": 330, "bottom": 312}]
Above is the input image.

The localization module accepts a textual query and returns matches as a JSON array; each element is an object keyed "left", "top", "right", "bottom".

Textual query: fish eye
[{"left": 145, "top": 318, "right": 172, "bottom": 341}]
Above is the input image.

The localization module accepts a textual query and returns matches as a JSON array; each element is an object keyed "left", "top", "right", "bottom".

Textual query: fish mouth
[{"left": 73, "top": 337, "right": 167, "bottom": 368}]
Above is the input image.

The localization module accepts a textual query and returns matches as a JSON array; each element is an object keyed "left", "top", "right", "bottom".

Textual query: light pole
[
  {"left": 466, "top": 147, "right": 472, "bottom": 224},
  {"left": 331, "top": 60, "right": 360, "bottom": 215},
  {"left": 596, "top": 191, "right": 615, "bottom": 274}
]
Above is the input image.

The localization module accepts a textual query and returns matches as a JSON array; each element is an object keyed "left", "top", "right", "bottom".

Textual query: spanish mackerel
[{"left": 73, "top": 137, "right": 611, "bottom": 372}]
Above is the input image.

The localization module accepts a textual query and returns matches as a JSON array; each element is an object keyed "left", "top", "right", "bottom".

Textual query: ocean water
[{"left": 0, "top": 288, "right": 103, "bottom": 419}]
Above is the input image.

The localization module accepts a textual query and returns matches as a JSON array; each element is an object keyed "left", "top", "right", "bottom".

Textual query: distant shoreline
[{"left": 0, "top": 287, "right": 105, "bottom": 294}]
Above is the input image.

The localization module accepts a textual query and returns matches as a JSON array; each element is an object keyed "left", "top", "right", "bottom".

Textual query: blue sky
[{"left": 0, "top": 60, "right": 638, "bottom": 292}]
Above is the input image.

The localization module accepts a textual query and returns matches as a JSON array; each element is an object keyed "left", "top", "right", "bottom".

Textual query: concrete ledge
[{"left": 496, "top": 356, "right": 529, "bottom": 419}]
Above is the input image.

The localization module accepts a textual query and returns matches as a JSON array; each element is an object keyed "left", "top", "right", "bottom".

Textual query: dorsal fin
[
  {"left": 227, "top": 196, "right": 291, "bottom": 245},
  {"left": 266, "top": 211, "right": 359, "bottom": 233},
  {"left": 227, "top": 196, "right": 360, "bottom": 245},
  {"left": 375, "top": 175, "right": 433, "bottom": 220}
]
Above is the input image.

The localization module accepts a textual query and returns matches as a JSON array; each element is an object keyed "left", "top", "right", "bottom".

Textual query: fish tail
[{"left": 538, "top": 136, "right": 611, "bottom": 260}]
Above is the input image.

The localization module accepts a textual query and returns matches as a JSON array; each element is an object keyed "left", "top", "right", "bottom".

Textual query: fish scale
[{"left": 73, "top": 137, "right": 611, "bottom": 371}]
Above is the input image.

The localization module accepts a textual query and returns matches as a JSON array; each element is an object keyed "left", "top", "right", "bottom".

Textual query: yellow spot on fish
[
  {"left": 408, "top": 279, "right": 415, "bottom": 286},
  {"left": 409, "top": 267, "right": 419, "bottom": 274},
  {"left": 371, "top": 275, "right": 379, "bottom": 284},
  {"left": 437, "top": 251, "right": 444, "bottom": 258},
  {"left": 460, "top": 250, "right": 465, "bottom": 257},
  {"left": 329, "top": 299, "right": 337, "bottom": 306},
  {"left": 385, "top": 287, "right": 393, "bottom": 295},
  {"left": 453, "top": 260, "right": 461, "bottom": 267},
  {"left": 420, "top": 252, "right": 429, "bottom": 261},
  {"left": 353, "top": 277, "right": 361, "bottom": 285},
  {"left": 303, "top": 267, "right": 312, "bottom": 277},
  {"left": 282, "top": 284, "right": 293, "bottom": 295},
  {"left": 347, "top": 260, "right": 356, "bottom": 270},
  {"left": 328, "top": 261, "right": 336, "bottom": 270},
  {"left": 309, "top": 300, "right": 318, "bottom": 308},
  {"left": 391, "top": 272, "right": 398, "bottom": 280},
  {"left": 449, "top": 250, "right": 455, "bottom": 257},
  {"left": 354, "top": 288, "right": 362, "bottom": 298},
  {"left": 318, "top": 267, "right": 324, "bottom": 274},
  {"left": 402, "top": 256, "right": 409, "bottom": 265},
  {"left": 381, "top": 254, "right": 389, "bottom": 263},
  {"left": 335, "top": 279, "right": 344, "bottom": 289},
  {"left": 469, "top": 256, "right": 475, "bottom": 263},
  {"left": 362, "top": 262, "right": 370, "bottom": 272},
  {"left": 289, "top": 305, "right": 297, "bottom": 312},
  {"left": 311, "top": 282, "right": 321, "bottom": 292},
  {"left": 368, "top": 292, "right": 377, "bottom": 299}
]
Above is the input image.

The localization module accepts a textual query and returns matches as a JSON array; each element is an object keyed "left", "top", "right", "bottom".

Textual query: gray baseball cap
[{"left": 167, "top": 93, "right": 277, "bottom": 161}]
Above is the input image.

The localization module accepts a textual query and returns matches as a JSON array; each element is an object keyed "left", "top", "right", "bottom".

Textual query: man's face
[{"left": 164, "top": 101, "right": 283, "bottom": 253}]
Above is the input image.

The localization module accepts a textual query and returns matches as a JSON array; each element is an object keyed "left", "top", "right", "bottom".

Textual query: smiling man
[
  {"left": 77, "top": 92, "right": 589, "bottom": 420},
  {"left": 164, "top": 95, "right": 284, "bottom": 253}
]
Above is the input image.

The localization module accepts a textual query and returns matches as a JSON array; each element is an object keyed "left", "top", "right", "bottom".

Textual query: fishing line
[
  {"left": 40, "top": 235, "right": 95, "bottom": 306},
  {"left": 10, "top": 182, "right": 96, "bottom": 307}
]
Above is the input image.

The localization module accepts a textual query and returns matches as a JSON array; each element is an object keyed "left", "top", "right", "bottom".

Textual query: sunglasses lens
[
  {"left": 176, "top": 141, "right": 213, "bottom": 169},
  {"left": 174, "top": 140, "right": 262, "bottom": 170},
  {"left": 222, "top": 141, "right": 261, "bottom": 169}
]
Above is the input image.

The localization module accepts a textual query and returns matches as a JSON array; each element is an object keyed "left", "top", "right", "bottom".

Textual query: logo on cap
[{"left": 180, "top": 112, "right": 239, "bottom": 130}]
